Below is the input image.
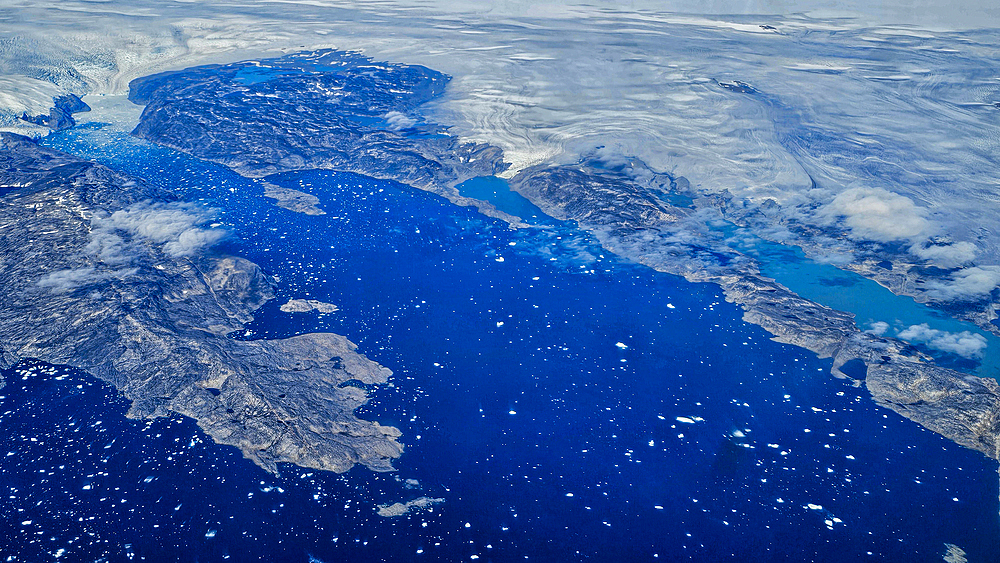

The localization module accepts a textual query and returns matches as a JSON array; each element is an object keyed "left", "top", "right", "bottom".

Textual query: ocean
[{"left": 1, "top": 122, "right": 995, "bottom": 561}]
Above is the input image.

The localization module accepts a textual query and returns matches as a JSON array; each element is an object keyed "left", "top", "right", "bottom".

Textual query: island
[
  {"left": 376, "top": 496, "right": 445, "bottom": 518},
  {"left": 20, "top": 93, "right": 90, "bottom": 131},
  {"left": 264, "top": 183, "right": 325, "bottom": 216},
  {"left": 281, "top": 299, "right": 339, "bottom": 314}
]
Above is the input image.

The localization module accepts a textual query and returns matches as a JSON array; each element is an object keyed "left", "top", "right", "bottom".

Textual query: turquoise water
[
  {"left": 456, "top": 176, "right": 1000, "bottom": 379},
  {"left": 456, "top": 176, "right": 551, "bottom": 225},
  {"left": 747, "top": 238, "right": 1000, "bottom": 379}
]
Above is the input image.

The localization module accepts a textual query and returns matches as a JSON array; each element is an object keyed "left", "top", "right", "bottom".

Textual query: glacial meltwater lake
[{"left": 1, "top": 124, "right": 995, "bottom": 561}]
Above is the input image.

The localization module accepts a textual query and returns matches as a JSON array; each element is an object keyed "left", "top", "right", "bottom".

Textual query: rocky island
[
  {"left": 20, "top": 93, "right": 91, "bottom": 132},
  {"left": 0, "top": 133, "right": 402, "bottom": 475},
  {"left": 281, "top": 299, "right": 339, "bottom": 314},
  {"left": 263, "top": 183, "right": 325, "bottom": 216}
]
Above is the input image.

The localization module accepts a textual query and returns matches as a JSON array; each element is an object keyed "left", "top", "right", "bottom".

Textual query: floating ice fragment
[
  {"left": 666, "top": 304, "right": 675, "bottom": 309},
  {"left": 509, "top": 410, "right": 516, "bottom": 415},
  {"left": 615, "top": 342, "right": 628, "bottom": 349},
  {"left": 676, "top": 417, "right": 696, "bottom": 424},
  {"left": 496, "top": 321, "right": 504, "bottom": 327},
  {"left": 565, "top": 493, "right": 574, "bottom": 497},
  {"left": 205, "top": 530, "right": 217, "bottom": 538}
]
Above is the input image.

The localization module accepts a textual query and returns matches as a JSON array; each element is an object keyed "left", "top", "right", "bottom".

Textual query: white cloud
[
  {"left": 38, "top": 201, "right": 224, "bottom": 292},
  {"left": 910, "top": 241, "right": 977, "bottom": 269},
  {"left": 865, "top": 321, "right": 889, "bottom": 336},
  {"left": 164, "top": 227, "right": 226, "bottom": 257},
  {"left": 384, "top": 111, "right": 417, "bottom": 131},
  {"left": 37, "top": 267, "right": 101, "bottom": 290},
  {"left": 815, "top": 187, "right": 929, "bottom": 242},
  {"left": 92, "top": 201, "right": 226, "bottom": 259},
  {"left": 37, "top": 266, "right": 137, "bottom": 291},
  {"left": 896, "top": 323, "right": 988, "bottom": 359},
  {"left": 925, "top": 266, "right": 1000, "bottom": 302},
  {"left": 83, "top": 230, "right": 130, "bottom": 264}
]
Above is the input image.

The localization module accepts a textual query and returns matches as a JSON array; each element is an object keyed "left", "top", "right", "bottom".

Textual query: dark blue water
[
  {"left": 11, "top": 124, "right": 998, "bottom": 561},
  {"left": 458, "top": 175, "right": 1000, "bottom": 379},
  {"left": 234, "top": 66, "right": 307, "bottom": 85},
  {"left": 0, "top": 360, "right": 419, "bottom": 561}
]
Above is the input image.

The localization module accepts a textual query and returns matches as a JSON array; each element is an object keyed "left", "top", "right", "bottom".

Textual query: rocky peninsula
[{"left": 0, "top": 133, "right": 402, "bottom": 475}]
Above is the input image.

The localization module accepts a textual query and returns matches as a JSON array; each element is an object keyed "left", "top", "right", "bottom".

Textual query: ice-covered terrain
[{"left": 3, "top": 1, "right": 1000, "bottom": 313}]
